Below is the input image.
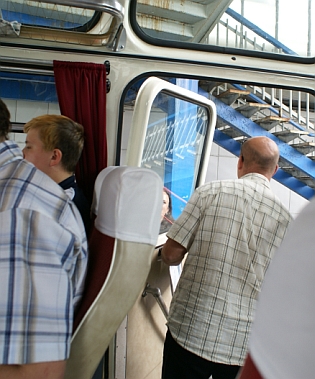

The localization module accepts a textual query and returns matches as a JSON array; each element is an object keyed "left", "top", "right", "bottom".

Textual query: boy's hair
[
  {"left": 0, "top": 99, "right": 11, "bottom": 140},
  {"left": 24, "top": 115, "right": 84, "bottom": 173}
]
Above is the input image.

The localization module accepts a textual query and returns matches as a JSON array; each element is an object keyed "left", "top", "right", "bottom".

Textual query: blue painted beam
[
  {"left": 214, "top": 128, "right": 241, "bottom": 155},
  {"left": 273, "top": 169, "right": 315, "bottom": 199}
]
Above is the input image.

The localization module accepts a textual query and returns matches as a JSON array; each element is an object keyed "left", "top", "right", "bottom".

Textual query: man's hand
[{"left": 161, "top": 238, "right": 187, "bottom": 266}]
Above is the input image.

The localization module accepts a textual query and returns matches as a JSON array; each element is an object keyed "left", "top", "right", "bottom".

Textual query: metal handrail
[{"left": 142, "top": 284, "right": 169, "bottom": 319}]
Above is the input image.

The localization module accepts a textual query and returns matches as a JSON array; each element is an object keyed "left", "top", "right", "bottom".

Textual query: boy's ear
[{"left": 50, "top": 148, "right": 62, "bottom": 167}]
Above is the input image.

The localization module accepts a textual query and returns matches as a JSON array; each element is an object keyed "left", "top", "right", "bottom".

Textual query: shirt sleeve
[{"left": 166, "top": 189, "right": 202, "bottom": 250}]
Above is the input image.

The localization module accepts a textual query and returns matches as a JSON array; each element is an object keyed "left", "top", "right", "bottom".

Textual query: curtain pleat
[{"left": 53, "top": 60, "right": 107, "bottom": 204}]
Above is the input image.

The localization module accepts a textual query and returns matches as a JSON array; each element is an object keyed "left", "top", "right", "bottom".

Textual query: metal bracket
[
  {"left": 106, "top": 78, "right": 111, "bottom": 93},
  {"left": 104, "top": 60, "right": 110, "bottom": 75},
  {"left": 110, "top": 23, "right": 126, "bottom": 51}
]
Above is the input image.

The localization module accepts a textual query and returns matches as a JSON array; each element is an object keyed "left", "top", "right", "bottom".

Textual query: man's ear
[
  {"left": 237, "top": 155, "right": 244, "bottom": 170},
  {"left": 50, "top": 149, "right": 62, "bottom": 167}
]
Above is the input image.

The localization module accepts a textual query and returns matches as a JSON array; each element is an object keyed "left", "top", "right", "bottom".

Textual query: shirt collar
[
  {"left": 59, "top": 175, "right": 76, "bottom": 190},
  {"left": 240, "top": 172, "right": 271, "bottom": 190}
]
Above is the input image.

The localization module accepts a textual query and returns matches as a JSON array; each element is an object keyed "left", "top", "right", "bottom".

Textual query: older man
[{"left": 161, "top": 136, "right": 292, "bottom": 379}]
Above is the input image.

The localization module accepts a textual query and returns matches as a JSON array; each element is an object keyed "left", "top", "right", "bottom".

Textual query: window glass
[
  {"left": 123, "top": 78, "right": 212, "bottom": 234},
  {"left": 0, "top": 71, "right": 59, "bottom": 133},
  {"left": 0, "top": 0, "right": 96, "bottom": 30},
  {"left": 0, "top": 71, "right": 57, "bottom": 102},
  {"left": 136, "top": 0, "right": 315, "bottom": 58},
  {"left": 142, "top": 96, "right": 208, "bottom": 221}
]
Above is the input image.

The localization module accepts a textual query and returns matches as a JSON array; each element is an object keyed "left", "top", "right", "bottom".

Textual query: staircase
[
  {"left": 134, "top": 2, "right": 315, "bottom": 199},
  {"left": 126, "top": 77, "right": 315, "bottom": 200},
  {"left": 199, "top": 82, "right": 315, "bottom": 199}
]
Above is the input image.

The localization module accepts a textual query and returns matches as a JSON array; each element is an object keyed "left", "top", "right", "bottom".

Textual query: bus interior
[{"left": 0, "top": 0, "right": 314, "bottom": 378}]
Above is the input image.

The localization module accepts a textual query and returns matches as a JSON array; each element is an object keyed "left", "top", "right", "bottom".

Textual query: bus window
[
  {"left": 140, "top": 98, "right": 208, "bottom": 220},
  {"left": 0, "top": 0, "right": 123, "bottom": 46},
  {"left": 124, "top": 76, "right": 216, "bottom": 228},
  {"left": 0, "top": 0, "right": 96, "bottom": 30},
  {"left": 134, "top": 0, "right": 314, "bottom": 58}
]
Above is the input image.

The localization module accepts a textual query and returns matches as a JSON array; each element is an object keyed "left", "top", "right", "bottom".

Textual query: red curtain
[{"left": 53, "top": 61, "right": 107, "bottom": 204}]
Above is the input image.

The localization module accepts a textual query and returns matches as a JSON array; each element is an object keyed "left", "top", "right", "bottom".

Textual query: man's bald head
[{"left": 238, "top": 137, "right": 279, "bottom": 180}]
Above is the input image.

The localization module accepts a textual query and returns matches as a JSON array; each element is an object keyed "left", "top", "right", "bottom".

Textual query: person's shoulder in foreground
[
  {"left": 0, "top": 99, "right": 87, "bottom": 379},
  {"left": 238, "top": 196, "right": 315, "bottom": 379}
]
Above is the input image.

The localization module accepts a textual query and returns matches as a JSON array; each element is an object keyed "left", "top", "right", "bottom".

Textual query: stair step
[
  {"left": 216, "top": 125, "right": 244, "bottom": 139},
  {"left": 217, "top": 89, "right": 251, "bottom": 105},
  {"left": 290, "top": 142, "right": 315, "bottom": 155},
  {"left": 237, "top": 102, "right": 270, "bottom": 118},
  {"left": 256, "top": 116, "right": 290, "bottom": 130},
  {"left": 280, "top": 166, "right": 315, "bottom": 188},
  {"left": 297, "top": 177, "right": 315, "bottom": 189},
  {"left": 272, "top": 130, "right": 309, "bottom": 143},
  {"left": 199, "top": 81, "right": 220, "bottom": 92}
]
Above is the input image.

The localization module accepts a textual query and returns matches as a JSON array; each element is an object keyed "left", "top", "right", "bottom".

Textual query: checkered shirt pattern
[
  {"left": 0, "top": 141, "right": 88, "bottom": 364},
  {"left": 166, "top": 173, "right": 292, "bottom": 366}
]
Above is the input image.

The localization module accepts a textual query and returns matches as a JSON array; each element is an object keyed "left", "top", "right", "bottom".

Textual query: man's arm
[
  {"left": 161, "top": 238, "right": 187, "bottom": 266},
  {"left": 0, "top": 360, "right": 66, "bottom": 379}
]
